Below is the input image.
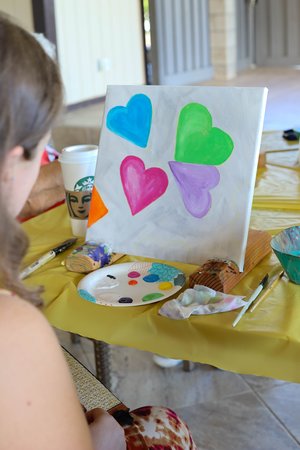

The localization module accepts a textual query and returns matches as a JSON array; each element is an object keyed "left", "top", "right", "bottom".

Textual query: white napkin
[{"left": 159, "top": 285, "right": 246, "bottom": 320}]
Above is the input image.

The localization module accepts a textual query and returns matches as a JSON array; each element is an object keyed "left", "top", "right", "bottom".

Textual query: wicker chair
[{"left": 63, "top": 347, "right": 125, "bottom": 413}]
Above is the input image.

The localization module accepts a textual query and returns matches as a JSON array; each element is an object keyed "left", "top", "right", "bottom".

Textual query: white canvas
[{"left": 87, "top": 85, "right": 268, "bottom": 271}]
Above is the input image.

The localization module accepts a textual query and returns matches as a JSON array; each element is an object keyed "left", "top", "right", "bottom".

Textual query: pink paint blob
[{"left": 128, "top": 271, "right": 141, "bottom": 278}]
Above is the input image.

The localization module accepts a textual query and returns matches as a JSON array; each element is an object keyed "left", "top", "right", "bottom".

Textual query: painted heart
[
  {"left": 106, "top": 94, "right": 152, "bottom": 148},
  {"left": 121, "top": 156, "right": 168, "bottom": 215},
  {"left": 169, "top": 161, "right": 220, "bottom": 218},
  {"left": 175, "top": 103, "right": 234, "bottom": 165}
]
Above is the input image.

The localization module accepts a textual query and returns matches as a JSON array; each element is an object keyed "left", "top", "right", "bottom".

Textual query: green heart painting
[{"left": 175, "top": 103, "right": 234, "bottom": 165}]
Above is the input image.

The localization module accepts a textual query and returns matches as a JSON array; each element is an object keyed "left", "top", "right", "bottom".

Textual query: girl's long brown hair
[{"left": 0, "top": 15, "right": 63, "bottom": 304}]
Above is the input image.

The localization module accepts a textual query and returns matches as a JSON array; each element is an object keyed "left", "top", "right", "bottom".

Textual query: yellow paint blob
[{"left": 158, "top": 281, "right": 173, "bottom": 290}]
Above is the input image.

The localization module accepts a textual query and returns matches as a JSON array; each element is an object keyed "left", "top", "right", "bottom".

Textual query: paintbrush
[
  {"left": 232, "top": 274, "right": 269, "bottom": 327},
  {"left": 250, "top": 270, "right": 284, "bottom": 312}
]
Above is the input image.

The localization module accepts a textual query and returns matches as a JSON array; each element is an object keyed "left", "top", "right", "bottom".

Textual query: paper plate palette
[{"left": 77, "top": 262, "right": 186, "bottom": 307}]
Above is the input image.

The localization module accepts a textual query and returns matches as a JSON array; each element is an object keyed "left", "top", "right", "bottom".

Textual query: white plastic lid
[{"left": 59, "top": 145, "right": 98, "bottom": 164}]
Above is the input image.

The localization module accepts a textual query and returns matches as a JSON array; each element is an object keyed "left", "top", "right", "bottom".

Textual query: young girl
[{"left": 0, "top": 15, "right": 196, "bottom": 450}]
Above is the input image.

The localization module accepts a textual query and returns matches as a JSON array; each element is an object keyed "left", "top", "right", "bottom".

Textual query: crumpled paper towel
[{"left": 159, "top": 285, "right": 246, "bottom": 320}]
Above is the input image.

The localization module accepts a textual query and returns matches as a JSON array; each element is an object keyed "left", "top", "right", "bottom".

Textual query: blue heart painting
[{"left": 106, "top": 94, "right": 152, "bottom": 148}]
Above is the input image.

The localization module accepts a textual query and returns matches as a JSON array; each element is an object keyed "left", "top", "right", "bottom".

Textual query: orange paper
[{"left": 87, "top": 186, "right": 108, "bottom": 227}]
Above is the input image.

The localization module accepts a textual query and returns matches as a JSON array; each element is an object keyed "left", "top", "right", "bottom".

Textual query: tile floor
[
  {"left": 57, "top": 328, "right": 300, "bottom": 450},
  {"left": 55, "top": 67, "right": 300, "bottom": 449}
]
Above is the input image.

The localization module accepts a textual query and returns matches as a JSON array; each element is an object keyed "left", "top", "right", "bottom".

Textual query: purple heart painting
[
  {"left": 120, "top": 155, "right": 169, "bottom": 215},
  {"left": 168, "top": 161, "right": 220, "bottom": 218}
]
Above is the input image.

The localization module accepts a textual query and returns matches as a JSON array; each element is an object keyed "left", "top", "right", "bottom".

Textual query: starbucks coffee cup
[{"left": 59, "top": 145, "right": 98, "bottom": 236}]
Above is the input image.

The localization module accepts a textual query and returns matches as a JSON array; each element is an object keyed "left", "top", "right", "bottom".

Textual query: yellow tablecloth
[{"left": 22, "top": 152, "right": 300, "bottom": 383}]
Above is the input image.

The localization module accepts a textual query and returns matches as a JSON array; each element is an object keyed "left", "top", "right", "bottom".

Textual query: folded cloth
[{"left": 159, "top": 285, "right": 246, "bottom": 320}]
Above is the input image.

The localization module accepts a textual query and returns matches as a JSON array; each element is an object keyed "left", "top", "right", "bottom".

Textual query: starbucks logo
[
  {"left": 74, "top": 176, "right": 94, "bottom": 192},
  {"left": 65, "top": 176, "right": 95, "bottom": 220}
]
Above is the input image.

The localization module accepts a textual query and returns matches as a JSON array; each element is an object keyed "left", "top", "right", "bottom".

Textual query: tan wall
[
  {"left": 0, "top": 0, "right": 33, "bottom": 31},
  {"left": 54, "top": 0, "right": 146, "bottom": 105},
  {"left": 209, "top": 0, "right": 237, "bottom": 80}
]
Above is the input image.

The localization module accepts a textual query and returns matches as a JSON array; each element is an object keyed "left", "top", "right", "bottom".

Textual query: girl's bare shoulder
[
  {"left": 0, "top": 289, "right": 42, "bottom": 318},
  {"left": 0, "top": 294, "right": 93, "bottom": 450},
  {"left": 0, "top": 291, "right": 53, "bottom": 350}
]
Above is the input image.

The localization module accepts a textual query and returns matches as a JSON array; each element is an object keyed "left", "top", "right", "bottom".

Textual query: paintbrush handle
[
  {"left": 232, "top": 284, "right": 264, "bottom": 327},
  {"left": 20, "top": 251, "right": 56, "bottom": 280},
  {"left": 265, "top": 147, "right": 298, "bottom": 154},
  {"left": 250, "top": 271, "right": 284, "bottom": 312}
]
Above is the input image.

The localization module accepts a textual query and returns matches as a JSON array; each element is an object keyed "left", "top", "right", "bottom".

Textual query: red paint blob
[
  {"left": 128, "top": 271, "right": 141, "bottom": 278},
  {"left": 128, "top": 280, "right": 138, "bottom": 286}
]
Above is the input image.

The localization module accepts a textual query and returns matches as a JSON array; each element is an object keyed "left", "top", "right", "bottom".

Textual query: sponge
[{"left": 65, "top": 242, "right": 111, "bottom": 273}]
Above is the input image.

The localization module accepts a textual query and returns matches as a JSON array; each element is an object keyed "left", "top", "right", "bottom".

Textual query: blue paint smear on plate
[
  {"left": 149, "top": 263, "right": 183, "bottom": 282},
  {"left": 78, "top": 289, "right": 96, "bottom": 303}
]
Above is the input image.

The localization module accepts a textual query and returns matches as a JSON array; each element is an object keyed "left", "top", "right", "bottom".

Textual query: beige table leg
[
  {"left": 183, "top": 361, "right": 195, "bottom": 372},
  {"left": 70, "top": 333, "right": 81, "bottom": 344},
  {"left": 93, "top": 340, "right": 112, "bottom": 389}
]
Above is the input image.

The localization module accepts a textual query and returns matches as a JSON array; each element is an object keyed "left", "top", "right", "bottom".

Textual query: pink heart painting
[{"left": 120, "top": 156, "right": 169, "bottom": 215}]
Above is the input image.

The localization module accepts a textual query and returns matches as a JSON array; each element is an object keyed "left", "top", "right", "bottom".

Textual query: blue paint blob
[
  {"left": 106, "top": 94, "right": 152, "bottom": 148},
  {"left": 143, "top": 274, "right": 160, "bottom": 283},
  {"left": 78, "top": 289, "right": 96, "bottom": 303}
]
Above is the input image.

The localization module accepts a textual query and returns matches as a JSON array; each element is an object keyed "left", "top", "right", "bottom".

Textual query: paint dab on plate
[
  {"left": 158, "top": 281, "right": 173, "bottom": 290},
  {"left": 128, "top": 271, "right": 141, "bottom": 278},
  {"left": 142, "top": 292, "right": 164, "bottom": 302},
  {"left": 78, "top": 289, "right": 96, "bottom": 303},
  {"left": 143, "top": 274, "right": 159, "bottom": 283},
  {"left": 174, "top": 273, "right": 186, "bottom": 286},
  {"left": 118, "top": 297, "right": 133, "bottom": 304}
]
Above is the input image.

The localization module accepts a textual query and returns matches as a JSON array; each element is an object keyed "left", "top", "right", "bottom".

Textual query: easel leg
[{"left": 93, "top": 340, "right": 112, "bottom": 389}]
